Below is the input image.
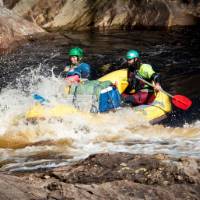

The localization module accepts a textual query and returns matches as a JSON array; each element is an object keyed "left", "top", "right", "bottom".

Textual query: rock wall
[
  {"left": 3, "top": 0, "right": 200, "bottom": 31},
  {"left": 0, "top": 6, "right": 44, "bottom": 52},
  {"left": 1, "top": 0, "right": 199, "bottom": 51}
]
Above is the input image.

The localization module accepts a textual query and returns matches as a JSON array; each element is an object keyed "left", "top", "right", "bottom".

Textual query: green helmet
[
  {"left": 69, "top": 47, "right": 84, "bottom": 58},
  {"left": 126, "top": 50, "right": 139, "bottom": 60}
]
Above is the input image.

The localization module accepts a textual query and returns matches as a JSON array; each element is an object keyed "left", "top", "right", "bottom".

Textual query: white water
[{"left": 0, "top": 66, "right": 199, "bottom": 172}]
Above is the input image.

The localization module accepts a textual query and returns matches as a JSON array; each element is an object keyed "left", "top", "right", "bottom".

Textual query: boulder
[
  {"left": 0, "top": 6, "right": 44, "bottom": 52},
  {"left": 0, "top": 153, "right": 199, "bottom": 200}
]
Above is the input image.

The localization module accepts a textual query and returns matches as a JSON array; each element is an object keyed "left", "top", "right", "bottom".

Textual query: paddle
[
  {"left": 135, "top": 75, "right": 192, "bottom": 110},
  {"left": 33, "top": 94, "right": 49, "bottom": 104}
]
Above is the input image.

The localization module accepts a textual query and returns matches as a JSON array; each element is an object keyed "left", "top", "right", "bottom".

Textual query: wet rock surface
[{"left": 0, "top": 153, "right": 199, "bottom": 199}]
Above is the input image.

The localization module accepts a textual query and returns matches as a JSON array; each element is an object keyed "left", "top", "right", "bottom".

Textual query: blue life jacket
[{"left": 66, "top": 63, "right": 91, "bottom": 79}]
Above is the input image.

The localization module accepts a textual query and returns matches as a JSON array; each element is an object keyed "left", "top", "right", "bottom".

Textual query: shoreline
[{"left": 0, "top": 152, "right": 199, "bottom": 199}]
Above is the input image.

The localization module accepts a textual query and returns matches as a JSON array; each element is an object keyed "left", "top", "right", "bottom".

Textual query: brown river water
[{"left": 0, "top": 27, "right": 199, "bottom": 172}]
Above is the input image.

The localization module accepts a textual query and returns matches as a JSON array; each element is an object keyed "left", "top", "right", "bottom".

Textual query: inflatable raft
[
  {"left": 99, "top": 69, "right": 171, "bottom": 123},
  {"left": 26, "top": 69, "right": 172, "bottom": 123}
]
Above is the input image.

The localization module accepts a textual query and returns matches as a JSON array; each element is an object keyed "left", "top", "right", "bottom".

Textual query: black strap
[{"left": 72, "top": 86, "right": 79, "bottom": 109}]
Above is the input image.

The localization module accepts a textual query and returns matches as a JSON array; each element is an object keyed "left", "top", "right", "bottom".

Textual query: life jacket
[
  {"left": 125, "top": 63, "right": 157, "bottom": 94},
  {"left": 65, "top": 63, "right": 91, "bottom": 79}
]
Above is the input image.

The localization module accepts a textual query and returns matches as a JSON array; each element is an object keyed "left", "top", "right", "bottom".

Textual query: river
[{"left": 0, "top": 27, "right": 199, "bottom": 172}]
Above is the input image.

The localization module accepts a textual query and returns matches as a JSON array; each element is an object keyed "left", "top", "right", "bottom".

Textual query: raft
[
  {"left": 26, "top": 69, "right": 172, "bottom": 123},
  {"left": 99, "top": 69, "right": 171, "bottom": 123}
]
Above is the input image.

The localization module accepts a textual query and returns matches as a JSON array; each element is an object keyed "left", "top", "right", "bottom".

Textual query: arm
[
  {"left": 80, "top": 63, "right": 91, "bottom": 79},
  {"left": 64, "top": 65, "right": 71, "bottom": 72},
  {"left": 67, "top": 63, "right": 91, "bottom": 79},
  {"left": 138, "top": 64, "right": 162, "bottom": 91},
  {"left": 62, "top": 65, "right": 71, "bottom": 77}
]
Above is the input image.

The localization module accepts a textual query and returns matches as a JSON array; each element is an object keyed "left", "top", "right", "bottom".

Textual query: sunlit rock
[
  {"left": 0, "top": 153, "right": 199, "bottom": 199},
  {"left": 0, "top": 0, "right": 3, "bottom": 7},
  {"left": 0, "top": 6, "right": 44, "bottom": 52},
  {"left": 3, "top": 0, "right": 200, "bottom": 31}
]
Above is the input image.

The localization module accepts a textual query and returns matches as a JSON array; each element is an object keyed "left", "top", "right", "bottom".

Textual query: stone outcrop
[
  {"left": 1, "top": 0, "right": 199, "bottom": 51},
  {"left": 0, "top": 153, "right": 199, "bottom": 199},
  {"left": 0, "top": 6, "right": 44, "bottom": 52},
  {"left": 3, "top": 0, "right": 200, "bottom": 31}
]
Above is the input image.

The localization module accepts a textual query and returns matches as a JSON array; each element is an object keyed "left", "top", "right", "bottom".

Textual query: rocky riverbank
[
  {"left": 1, "top": 0, "right": 200, "bottom": 52},
  {"left": 0, "top": 153, "right": 199, "bottom": 199}
]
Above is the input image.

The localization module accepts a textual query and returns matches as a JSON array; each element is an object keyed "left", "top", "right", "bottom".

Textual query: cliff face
[
  {"left": 0, "top": 0, "right": 199, "bottom": 51},
  {"left": 3, "top": 0, "right": 200, "bottom": 31},
  {"left": 0, "top": 5, "right": 44, "bottom": 52}
]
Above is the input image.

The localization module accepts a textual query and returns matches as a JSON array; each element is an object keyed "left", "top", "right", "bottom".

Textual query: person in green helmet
[
  {"left": 64, "top": 47, "right": 91, "bottom": 83},
  {"left": 121, "top": 49, "right": 162, "bottom": 105}
]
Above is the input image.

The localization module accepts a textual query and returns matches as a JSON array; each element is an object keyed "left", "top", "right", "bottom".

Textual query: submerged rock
[{"left": 0, "top": 153, "right": 199, "bottom": 199}]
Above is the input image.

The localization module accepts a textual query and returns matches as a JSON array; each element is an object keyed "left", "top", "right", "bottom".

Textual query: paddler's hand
[
  {"left": 64, "top": 66, "right": 70, "bottom": 72},
  {"left": 154, "top": 83, "right": 162, "bottom": 92}
]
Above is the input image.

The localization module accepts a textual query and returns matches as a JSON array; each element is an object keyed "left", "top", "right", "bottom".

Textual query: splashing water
[
  {"left": 0, "top": 65, "right": 199, "bottom": 172},
  {"left": 0, "top": 27, "right": 200, "bottom": 172}
]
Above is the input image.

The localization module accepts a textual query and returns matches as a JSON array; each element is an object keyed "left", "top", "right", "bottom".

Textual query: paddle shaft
[
  {"left": 135, "top": 75, "right": 173, "bottom": 98},
  {"left": 135, "top": 75, "right": 192, "bottom": 110}
]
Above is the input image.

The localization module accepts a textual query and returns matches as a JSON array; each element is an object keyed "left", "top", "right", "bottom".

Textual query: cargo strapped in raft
[{"left": 65, "top": 80, "right": 121, "bottom": 113}]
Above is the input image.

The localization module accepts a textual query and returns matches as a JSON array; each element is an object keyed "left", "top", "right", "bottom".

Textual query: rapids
[{"left": 0, "top": 27, "right": 199, "bottom": 172}]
